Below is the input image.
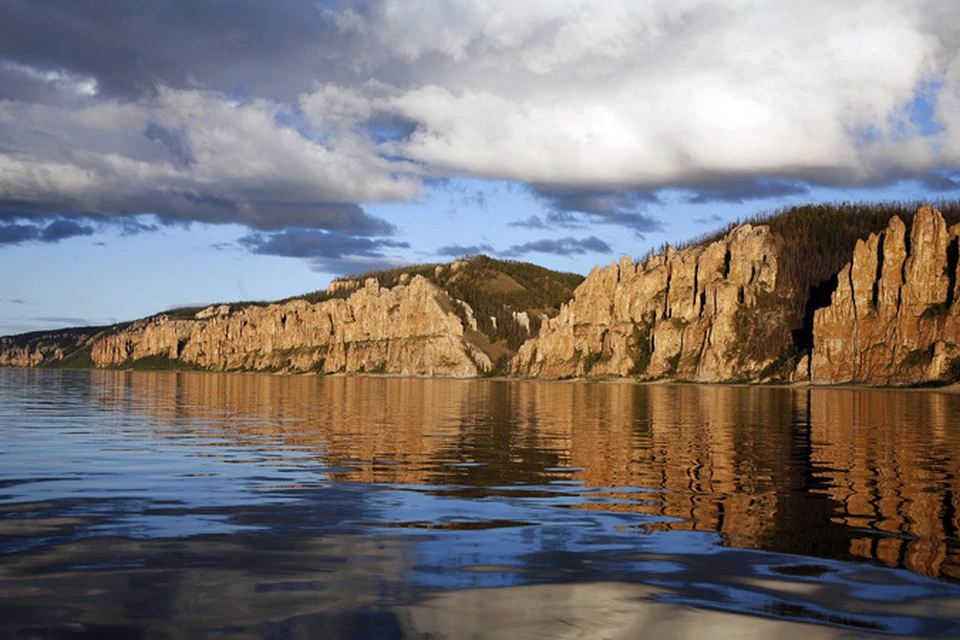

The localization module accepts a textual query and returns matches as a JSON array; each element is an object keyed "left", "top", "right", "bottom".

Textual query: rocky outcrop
[
  {"left": 811, "top": 206, "right": 960, "bottom": 385},
  {"left": 512, "top": 224, "right": 790, "bottom": 382},
  {"left": 90, "top": 275, "right": 492, "bottom": 377},
  {"left": 5, "top": 207, "right": 960, "bottom": 386},
  {"left": 0, "top": 328, "right": 100, "bottom": 368}
]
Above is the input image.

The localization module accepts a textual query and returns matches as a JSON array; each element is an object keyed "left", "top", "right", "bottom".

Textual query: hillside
[{"left": 0, "top": 256, "right": 584, "bottom": 375}]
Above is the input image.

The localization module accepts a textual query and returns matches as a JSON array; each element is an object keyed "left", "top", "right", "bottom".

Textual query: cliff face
[
  {"left": 91, "top": 275, "right": 492, "bottom": 377},
  {"left": 811, "top": 206, "right": 960, "bottom": 385},
  {"left": 0, "top": 327, "right": 100, "bottom": 368},
  {"left": 5, "top": 206, "right": 960, "bottom": 386},
  {"left": 512, "top": 224, "right": 791, "bottom": 382}
]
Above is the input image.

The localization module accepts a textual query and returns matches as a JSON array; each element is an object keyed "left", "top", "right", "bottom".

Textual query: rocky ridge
[
  {"left": 89, "top": 275, "right": 492, "bottom": 377},
  {"left": 0, "top": 327, "right": 100, "bottom": 368},
  {"left": 4, "top": 205, "right": 960, "bottom": 386},
  {"left": 811, "top": 206, "right": 960, "bottom": 384},
  {"left": 512, "top": 224, "right": 792, "bottom": 382}
]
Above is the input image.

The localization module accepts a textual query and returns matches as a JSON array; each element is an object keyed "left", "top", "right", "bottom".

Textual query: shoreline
[{"left": 4, "top": 364, "right": 960, "bottom": 393}]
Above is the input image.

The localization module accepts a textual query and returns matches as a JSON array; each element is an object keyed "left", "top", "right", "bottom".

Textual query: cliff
[
  {"left": 512, "top": 224, "right": 793, "bottom": 382},
  {"left": 0, "top": 327, "right": 101, "bottom": 368},
  {"left": 2, "top": 256, "right": 582, "bottom": 377},
  {"left": 811, "top": 206, "right": 960, "bottom": 385},
  {"left": 4, "top": 204, "right": 960, "bottom": 386},
  {"left": 90, "top": 275, "right": 492, "bottom": 376}
]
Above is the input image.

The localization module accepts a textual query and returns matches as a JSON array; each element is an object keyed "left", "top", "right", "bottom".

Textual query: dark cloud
[
  {"left": 508, "top": 215, "right": 550, "bottom": 230},
  {"left": 693, "top": 214, "right": 725, "bottom": 225},
  {"left": 0, "top": 214, "right": 158, "bottom": 246},
  {"left": 0, "top": 223, "right": 40, "bottom": 245},
  {"left": 239, "top": 228, "right": 413, "bottom": 275},
  {"left": 29, "top": 316, "right": 97, "bottom": 326},
  {"left": 461, "top": 191, "right": 487, "bottom": 209},
  {"left": 530, "top": 186, "right": 663, "bottom": 233},
  {"left": 1, "top": 298, "right": 27, "bottom": 304},
  {"left": 143, "top": 122, "right": 192, "bottom": 167},
  {"left": 917, "top": 172, "right": 960, "bottom": 192},
  {"left": 0, "top": 190, "right": 397, "bottom": 235},
  {"left": 0, "top": 218, "right": 93, "bottom": 244},
  {"left": 39, "top": 219, "right": 94, "bottom": 242},
  {"left": 682, "top": 179, "right": 809, "bottom": 205},
  {"left": 435, "top": 243, "right": 495, "bottom": 257},
  {"left": 238, "top": 228, "right": 409, "bottom": 259},
  {"left": 0, "top": 0, "right": 956, "bottom": 248},
  {"left": 501, "top": 236, "right": 611, "bottom": 258},
  {"left": 116, "top": 218, "right": 160, "bottom": 236},
  {"left": 0, "top": 0, "right": 356, "bottom": 101},
  {"left": 306, "top": 255, "right": 407, "bottom": 276}
]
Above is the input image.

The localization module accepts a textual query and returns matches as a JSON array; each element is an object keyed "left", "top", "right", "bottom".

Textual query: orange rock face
[
  {"left": 90, "top": 275, "right": 492, "bottom": 377},
  {"left": 512, "top": 224, "right": 789, "bottom": 382},
  {"left": 811, "top": 207, "right": 960, "bottom": 385}
]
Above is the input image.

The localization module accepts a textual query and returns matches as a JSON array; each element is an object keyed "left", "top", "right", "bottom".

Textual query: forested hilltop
[{"left": 3, "top": 202, "right": 960, "bottom": 386}]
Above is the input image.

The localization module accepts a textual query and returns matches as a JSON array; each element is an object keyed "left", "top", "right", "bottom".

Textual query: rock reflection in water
[
  {"left": 3, "top": 369, "right": 960, "bottom": 638},
  {"left": 65, "top": 370, "right": 960, "bottom": 581}
]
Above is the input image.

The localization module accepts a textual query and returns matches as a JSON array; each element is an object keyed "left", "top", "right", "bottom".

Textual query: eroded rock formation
[
  {"left": 91, "top": 275, "right": 492, "bottom": 377},
  {"left": 0, "top": 328, "right": 99, "bottom": 368},
  {"left": 512, "top": 224, "right": 790, "bottom": 382},
  {"left": 811, "top": 206, "right": 960, "bottom": 385},
  {"left": 4, "top": 206, "right": 960, "bottom": 386}
]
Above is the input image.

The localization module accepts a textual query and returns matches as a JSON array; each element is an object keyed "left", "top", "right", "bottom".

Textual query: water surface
[{"left": 1, "top": 369, "right": 959, "bottom": 638}]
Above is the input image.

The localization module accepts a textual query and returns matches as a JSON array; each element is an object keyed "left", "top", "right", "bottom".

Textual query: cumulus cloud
[
  {"left": 1, "top": 0, "right": 959, "bottom": 240},
  {"left": 0, "top": 88, "right": 419, "bottom": 232}
]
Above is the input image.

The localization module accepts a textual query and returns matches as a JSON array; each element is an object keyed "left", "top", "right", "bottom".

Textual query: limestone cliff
[
  {"left": 5, "top": 205, "right": 960, "bottom": 386},
  {"left": 513, "top": 224, "right": 792, "bottom": 382},
  {"left": 90, "top": 275, "right": 492, "bottom": 377},
  {"left": 811, "top": 206, "right": 960, "bottom": 385},
  {"left": 0, "top": 327, "right": 100, "bottom": 368}
]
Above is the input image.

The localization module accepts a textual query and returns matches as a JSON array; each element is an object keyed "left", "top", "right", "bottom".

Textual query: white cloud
[
  {"left": 342, "top": 0, "right": 954, "bottom": 187},
  {"left": 0, "top": 0, "right": 958, "bottom": 233},
  {"left": 1, "top": 60, "right": 99, "bottom": 97}
]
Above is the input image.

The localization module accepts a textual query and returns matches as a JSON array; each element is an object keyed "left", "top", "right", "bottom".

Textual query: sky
[{"left": 1, "top": 0, "right": 959, "bottom": 336}]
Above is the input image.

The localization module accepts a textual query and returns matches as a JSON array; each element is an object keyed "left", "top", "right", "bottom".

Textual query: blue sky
[{"left": 1, "top": 0, "right": 959, "bottom": 336}]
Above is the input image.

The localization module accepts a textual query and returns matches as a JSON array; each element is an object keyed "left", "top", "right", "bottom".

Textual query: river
[{"left": 1, "top": 369, "right": 959, "bottom": 638}]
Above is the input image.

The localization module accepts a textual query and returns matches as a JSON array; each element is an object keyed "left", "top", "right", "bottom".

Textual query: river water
[{"left": 1, "top": 368, "right": 959, "bottom": 638}]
